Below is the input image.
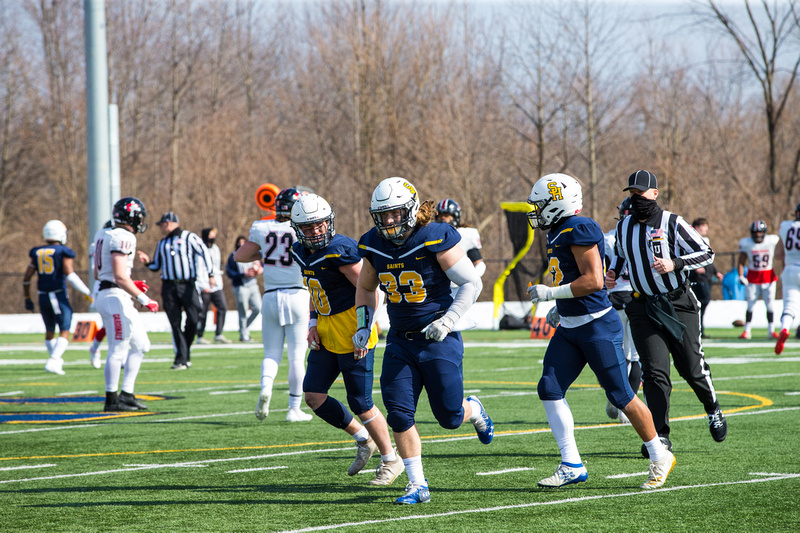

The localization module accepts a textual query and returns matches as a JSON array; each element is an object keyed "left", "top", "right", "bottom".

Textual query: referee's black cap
[
  {"left": 624, "top": 170, "right": 658, "bottom": 192},
  {"left": 157, "top": 211, "right": 180, "bottom": 225}
]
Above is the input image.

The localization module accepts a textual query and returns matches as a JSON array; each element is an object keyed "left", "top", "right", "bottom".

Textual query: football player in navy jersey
[
  {"left": 290, "top": 193, "right": 404, "bottom": 486},
  {"left": 23, "top": 220, "right": 93, "bottom": 375},
  {"left": 526, "top": 173, "right": 675, "bottom": 490},
  {"left": 352, "top": 177, "right": 494, "bottom": 505}
]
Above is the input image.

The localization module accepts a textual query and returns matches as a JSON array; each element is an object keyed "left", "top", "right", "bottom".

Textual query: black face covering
[
  {"left": 206, "top": 238, "right": 215, "bottom": 247},
  {"left": 630, "top": 194, "right": 659, "bottom": 220}
]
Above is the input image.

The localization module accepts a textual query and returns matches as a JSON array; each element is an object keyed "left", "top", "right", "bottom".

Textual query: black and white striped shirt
[
  {"left": 147, "top": 229, "right": 213, "bottom": 282},
  {"left": 610, "top": 209, "right": 713, "bottom": 296}
]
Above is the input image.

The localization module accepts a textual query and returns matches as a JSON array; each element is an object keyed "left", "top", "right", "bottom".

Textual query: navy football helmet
[
  {"left": 435, "top": 198, "right": 462, "bottom": 226},
  {"left": 275, "top": 188, "right": 305, "bottom": 219},
  {"left": 112, "top": 197, "right": 148, "bottom": 233},
  {"left": 619, "top": 197, "right": 633, "bottom": 218},
  {"left": 750, "top": 220, "right": 767, "bottom": 243}
]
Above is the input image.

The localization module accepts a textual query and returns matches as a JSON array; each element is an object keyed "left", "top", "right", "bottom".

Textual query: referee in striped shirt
[
  {"left": 605, "top": 170, "right": 727, "bottom": 453},
  {"left": 137, "top": 212, "right": 214, "bottom": 370}
]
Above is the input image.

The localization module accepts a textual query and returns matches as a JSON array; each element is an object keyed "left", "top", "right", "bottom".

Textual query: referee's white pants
[
  {"left": 96, "top": 288, "right": 150, "bottom": 394},
  {"left": 260, "top": 288, "right": 309, "bottom": 402}
]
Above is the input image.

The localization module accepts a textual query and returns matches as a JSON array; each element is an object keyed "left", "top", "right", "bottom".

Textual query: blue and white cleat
[
  {"left": 394, "top": 481, "right": 431, "bottom": 505},
  {"left": 537, "top": 463, "right": 588, "bottom": 488},
  {"left": 467, "top": 395, "right": 494, "bottom": 444}
]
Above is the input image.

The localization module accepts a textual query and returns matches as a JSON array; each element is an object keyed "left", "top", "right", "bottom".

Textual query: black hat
[
  {"left": 624, "top": 170, "right": 658, "bottom": 192},
  {"left": 157, "top": 211, "right": 179, "bottom": 225}
]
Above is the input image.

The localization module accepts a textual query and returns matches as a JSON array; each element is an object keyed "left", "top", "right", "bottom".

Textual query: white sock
[
  {"left": 781, "top": 314, "right": 794, "bottom": 331},
  {"left": 542, "top": 399, "right": 582, "bottom": 465},
  {"left": 45, "top": 339, "right": 56, "bottom": 356},
  {"left": 51, "top": 337, "right": 69, "bottom": 360},
  {"left": 121, "top": 351, "right": 144, "bottom": 393},
  {"left": 744, "top": 323, "right": 752, "bottom": 334},
  {"left": 403, "top": 455, "right": 425, "bottom": 486},
  {"left": 644, "top": 436, "right": 668, "bottom": 462},
  {"left": 468, "top": 398, "right": 483, "bottom": 423},
  {"left": 353, "top": 427, "right": 370, "bottom": 443},
  {"left": 288, "top": 394, "right": 302, "bottom": 410},
  {"left": 381, "top": 451, "right": 398, "bottom": 463},
  {"left": 90, "top": 339, "right": 101, "bottom": 353}
]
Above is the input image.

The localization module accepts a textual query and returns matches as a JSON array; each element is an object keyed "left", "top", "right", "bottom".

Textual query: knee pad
[
  {"left": 346, "top": 394, "right": 373, "bottom": 417},
  {"left": 537, "top": 374, "right": 564, "bottom": 401},
  {"left": 312, "top": 396, "right": 353, "bottom": 429},
  {"left": 386, "top": 410, "right": 415, "bottom": 433},
  {"left": 435, "top": 410, "right": 463, "bottom": 430}
]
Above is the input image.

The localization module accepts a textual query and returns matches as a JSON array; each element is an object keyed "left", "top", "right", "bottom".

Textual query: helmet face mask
[
  {"left": 112, "top": 197, "right": 148, "bottom": 233},
  {"left": 435, "top": 198, "right": 461, "bottom": 226},
  {"left": 526, "top": 173, "right": 583, "bottom": 230},
  {"left": 750, "top": 220, "right": 767, "bottom": 243},
  {"left": 43, "top": 220, "right": 68, "bottom": 244},
  {"left": 290, "top": 194, "right": 335, "bottom": 251},
  {"left": 370, "top": 177, "right": 420, "bottom": 244}
]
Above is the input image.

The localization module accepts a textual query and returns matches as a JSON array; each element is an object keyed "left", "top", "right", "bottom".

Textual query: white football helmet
[
  {"left": 370, "top": 177, "right": 420, "bottom": 244},
  {"left": 43, "top": 220, "right": 68, "bottom": 244},
  {"left": 527, "top": 173, "right": 583, "bottom": 229},
  {"left": 290, "top": 194, "right": 336, "bottom": 251}
]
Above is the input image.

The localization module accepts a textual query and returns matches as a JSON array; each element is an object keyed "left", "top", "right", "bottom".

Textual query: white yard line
[{"left": 276, "top": 474, "right": 800, "bottom": 533}]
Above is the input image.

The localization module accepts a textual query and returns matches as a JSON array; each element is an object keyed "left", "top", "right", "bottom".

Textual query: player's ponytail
[{"left": 417, "top": 200, "right": 436, "bottom": 226}]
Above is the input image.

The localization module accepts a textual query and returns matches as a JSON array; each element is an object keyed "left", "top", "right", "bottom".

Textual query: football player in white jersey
[
  {"left": 737, "top": 220, "right": 780, "bottom": 339},
  {"left": 88, "top": 220, "right": 113, "bottom": 369},
  {"left": 602, "top": 198, "right": 640, "bottom": 425},
  {"left": 94, "top": 197, "right": 159, "bottom": 412},
  {"left": 435, "top": 199, "right": 486, "bottom": 281},
  {"left": 774, "top": 204, "right": 800, "bottom": 353},
  {"left": 235, "top": 188, "right": 313, "bottom": 422}
]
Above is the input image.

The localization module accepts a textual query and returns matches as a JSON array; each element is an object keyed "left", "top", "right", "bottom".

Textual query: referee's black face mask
[{"left": 630, "top": 194, "right": 659, "bottom": 220}]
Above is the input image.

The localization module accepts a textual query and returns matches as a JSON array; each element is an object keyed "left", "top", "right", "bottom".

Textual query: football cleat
[
  {"left": 119, "top": 391, "right": 147, "bottom": 410},
  {"left": 394, "top": 481, "right": 430, "bottom": 505},
  {"left": 538, "top": 463, "right": 588, "bottom": 488},
  {"left": 775, "top": 329, "right": 790, "bottom": 354},
  {"left": 640, "top": 451, "right": 676, "bottom": 489},
  {"left": 605, "top": 400, "right": 619, "bottom": 420},
  {"left": 103, "top": 391, "right": 119, "bottom": 412},
  {"left": 771, "top": 331, "right": 780, "bottom": 339},
  {"left": 214, "top": 335, "right": 232, "bottom": 344},
  {"left": 641, "top": 436, "right": 672, "bottom": 459},
  {"left": 738, "top": 331, "right": 751, "bottom": 340},
  {"left": 286, "top": 407, "right": 313, "bottom": 422},
  {"left": 708, "top": 407, "right": 727, "bottom": 442},
  {"left": 618, "top": 410, "right": 630, "bottom": 424},
  {"left": 44, "top": 357, "right": 65, "bottom": 376},
  {"left": 170, "top": 363, "right": 188, "bottom": 370},
  {"left": 368, "top": 455, "right": 405, "bottom": 486},
  {"left": 348, "top": 438, "right": 378, "bottom": 476},
  {"left": 195, "top": 337, "right": 211, "bottom": 345},
  {"left": 467, "top": 395, "right": 494, "bottom": 444},
  {"left": 255, "top": 391, "right": 271, "bottom": 421}
]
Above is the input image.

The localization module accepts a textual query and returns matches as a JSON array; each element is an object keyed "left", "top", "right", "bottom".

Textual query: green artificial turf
[{"left": 0, "top": 329, "right": 798, "bottom": 532}]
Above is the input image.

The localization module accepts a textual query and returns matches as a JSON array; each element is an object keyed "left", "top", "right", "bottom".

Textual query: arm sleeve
[
  {"left": 66, "top": 272, "right": 92, "bottom": 296},
  {"left": 442, "top": 254, "right": 482, "bottom": 325}
]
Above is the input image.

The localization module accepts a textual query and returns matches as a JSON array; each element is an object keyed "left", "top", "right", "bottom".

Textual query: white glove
[
  {"left": 422, "top": 315, "right": 455, "bottom": 342},
  {"left": 546, "top": 306, "right": 560, "bottom": 328},
  {"left": 527, "top": 284, "right": 554, "bottom": 304},
  {"left": 352, "top": 328, "right": 371, "bottom": 351},
  {"left": 739, "top": 275, "right": 749, "bottom": 287}
]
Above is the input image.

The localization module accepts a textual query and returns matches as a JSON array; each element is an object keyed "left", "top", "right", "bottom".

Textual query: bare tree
[{"left": 700, "top": 0, "right": 800, "bottom": 197}]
